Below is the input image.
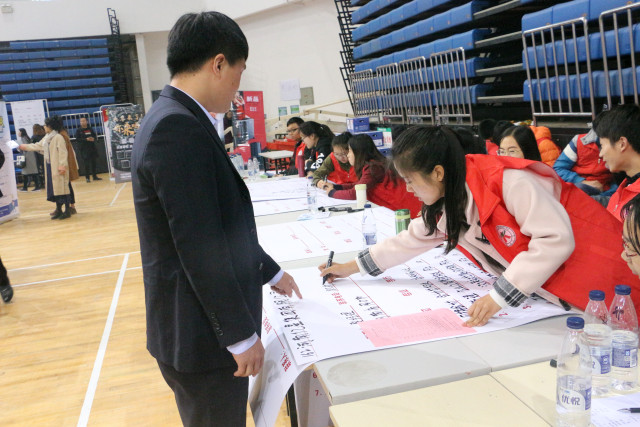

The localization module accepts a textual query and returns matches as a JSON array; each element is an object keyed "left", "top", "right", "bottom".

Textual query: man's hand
[
  {"left": 271, "top": 271, "right": 302, "bottom": 299},
  {"left": 318, "top": 260, "right": 359, "bottom": 284},
  {"left": 463, "top": 294, "right": 501, "bottom": 327},
  {"left": 232, "top": 339, "right": 265, "bottom": 377},
  {"left": 58, "top": 166, "right": 67, "bottom": 175}
]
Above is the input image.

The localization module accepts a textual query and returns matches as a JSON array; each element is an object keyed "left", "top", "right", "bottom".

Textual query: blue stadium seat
[
  {"left": 75, "top": 40, "right": 93, "bottom": 48},
  {"left": 17, "top": 83, "right": 34, "bottom": 91},
  {"left": 26, "top": 41, "right": 45, "bottom": 49},
  {"left": 9, "top": 42, "right": 27, "bottom": 50},
  {"left": 27, "top": 51, "right": 45, "bottom": 59},
  {"left": 1, "top": 83, "right": 19, "bottom": 92},
  {"left": 92, "top": 48, "right": 109, "bottom": 56},
  {"left": 90, "top": 38, "right": 108, "bottom": 47},
  {"left": 450, "top": 1, "right": 490, "bottom": 27},
  {"left": 59, "top": 40, "right": 76, "bottom": 48},
  {"left": 48, "top": 80, "right": 65, "bottom": 89},
  {"left": 63, "top": 69, "right": 82, "bottom": 77},
  {"left": 0, "top": 53, "right": 11, "bottom": 61},
  {"left": 63, "top": 59, "right": 81, "bottom": 67},
  {"left": 96, "top": 76, "right": 113, "bottom": 85},
  {"left": 451, "top": 28, "right": 491, "bottom": 51},
  {"left": 11, "top": 52, "right": 29, "bottom": 60},
  {"left": 552, "top": 0, "right": 589, "bottom": 24},
  {"left": 67, "top": 89, "right": 84, "bottom": 97},
  {"left": 47, "top": 70, "right": 66, "bottom": 79},
  {"left": 50, "top": 100, "right": 69, "bottom": 108},
  {"left": 522, "top": 8, "right": 552, "bottom": 32},
  {"left": 36, "top": 91, "right": 52, "bottom": 99},
  {"left": 33, "top": 81, "right": 50, "bottom": 90},
  {"left": 43, "top": 40, "right": 59, "bottom": 49},
  {"left": 96, "top": 87, "right": 114, "bottom": 95},
  {"left": 0, "top": 63, "right": 13, "bottom": 71},
  {"left": 99, "top": 96, "right": 116, "bottom": 104},
  {"left": 44, "top": 50, "right": 60, "bottom": 58},
  {"left": 92, "top": 57, "right": 110, "bottom": 66},
  {"left": 83, "top": 88, "right": 99, "bottom": 96},
  {"left": 434, "top": 37, "right": 453, "bottom": 54},
  {"left": 403, "top": 22, "right": 421, "bottom": 43},
  {"left": 432, "top": 9, "right": 451, "bottom": 33},
  {"left": 12, "top": 63, "right": 29, "bottom": 71},
  {"left": 68, "top": 99, "right": 85, "bottom": 107},
  {"left": 589, "top": 0, "right": 636, "bottom": 21},
  {"left": 3, "top": 94, "right": 18, "bottom": 101},
  {"left": 31, "top": 71, "right": 48, "bottom": 79},
  {"left": 0, "top": 73, "right": 16, "bottom": 82}
]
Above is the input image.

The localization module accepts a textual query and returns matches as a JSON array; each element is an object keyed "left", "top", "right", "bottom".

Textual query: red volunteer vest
[
  {"left": 608, "top": 178, "right": 640, "bottom": 221},
  {"left": 366, "top": 167, "right": 423, "bottom": 218},
  {"left": 464, "top": 154, "right": 640, "bottom": 314},
  {"left": 572, "top": 133, "right": 613, "bottom": 189},
  {"left": 485, "top": 139, "right": 499, "bottom": 156},
  {"left": 328, "top": 152, "right": 358, "bottom": 185}
]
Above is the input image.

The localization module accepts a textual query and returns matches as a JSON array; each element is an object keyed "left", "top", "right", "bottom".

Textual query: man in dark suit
[{"left": 131, "top": 12, "right": 301, "bottom": 426}]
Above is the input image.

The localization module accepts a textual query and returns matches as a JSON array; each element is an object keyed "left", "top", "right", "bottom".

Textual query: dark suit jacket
[{"left": 132, "top": 85, "right": 280, "bottom": 373}]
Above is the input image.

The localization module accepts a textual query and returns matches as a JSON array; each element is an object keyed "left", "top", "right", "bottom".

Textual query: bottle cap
[
  {"left": 566, "top": 316, "right": 584, "bottom": 329},
  {"left": 615, "top": 284, "right": 631, "bottom": 296},
  {"left": 364, "top": 203, "right": 372, "bottom": 208},
  {"left": 589, "top": 290, "right": 605, "bottom": 301}
]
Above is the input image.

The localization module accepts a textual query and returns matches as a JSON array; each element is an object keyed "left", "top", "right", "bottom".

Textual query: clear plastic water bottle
[
  {"left": 609, "top": 284, "right": 638, "bottom": 391},
  {"left": 253, "top": 157, "right": 261, "bottom": 178},
  {"left": 362, "top": 203, "right": 377, "bottom": 248},
  {"left": 306, "top": 176, "right": 317, "bottom": 213},
  {"left": 556, "top": 316, "right": 592, "bottom": 427},
  {"left": 583, "top": 290, "right": 612, "bottom": 396},
  {"left": 247, "top": 159, "right": 255, "bottom": 180}
]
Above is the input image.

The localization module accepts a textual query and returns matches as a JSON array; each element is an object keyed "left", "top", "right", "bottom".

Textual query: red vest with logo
[
  {"left": 328, "top": 152, "right": 358, "bottom": 185},
  {"left": 608, "top": 177, "right": 640, "bottom": 221},
  {"left": 485, "top": 139, "right": 499, "bottom": 156},
  {"left": 366, "top": 167, "right": 423, "bottom": 218},
  {"left": 572, "top": 133, "right": 613, "bottom": 189},
  {"left": 465, "top": 154, "right": 640, "bottom": 313}
]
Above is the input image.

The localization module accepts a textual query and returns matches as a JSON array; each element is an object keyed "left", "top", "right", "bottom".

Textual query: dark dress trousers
[{"left": 131, "top": 84, "right": 280, "bottom": 374}]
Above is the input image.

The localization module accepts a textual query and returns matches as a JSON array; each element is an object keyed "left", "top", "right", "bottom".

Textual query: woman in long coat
[
  {"left": 19, "top": 116, "right": 71, "bottom": 219},
  {"left": 18, "top": 128, "right": 42, "bottom": 191}
]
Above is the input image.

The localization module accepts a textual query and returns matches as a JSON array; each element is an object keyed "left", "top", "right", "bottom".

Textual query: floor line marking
[
  {"left": 110, "top": 183, "right": 127, "bottom": 206},
  {"left": 8, "top": 252, "right": 140, "bottom": 272},
  {"left": 12, "top": 266, "right": 141, "bottom": 288},
  {"left": 77, "top": 253, "right": 130, "bottom": 427}
]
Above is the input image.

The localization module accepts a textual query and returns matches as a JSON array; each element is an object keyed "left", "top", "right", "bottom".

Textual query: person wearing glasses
[
  {"left": 283, "top": 117, "right": 306, "bottom": 176},
  {"left": 312, "top": 132, "right": 357, "bottom": 188},
  {"left": 320, "top": 133, "right": 422, "bottom": 217},
  {"left": 498, "top": 126, "right": 542, "bottom": 161},
  {"left": 320, "top": 126, "right": 638, "bottom": 326}
]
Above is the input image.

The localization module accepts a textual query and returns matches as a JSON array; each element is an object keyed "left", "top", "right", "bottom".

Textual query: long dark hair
[
  {"left": 500, "top": 126, "right": 542, "bottom": 161},
  {"left": 392, "top": 126, "right": 468, "bottom": 253},
  {"left": 623, "top": 195, "right": 640, "bottom": 254},
  {"left": 18, "top": 128, "right": 31, "bottom": 143},
  {"left": 348, "top": 134, "right": 389, "bottom": 180},
  {"left": 299, "top": 121, "right": 333, "bottom": 140},
  {"left": 32, "top": 124, "right": 46, "bottom": 136}
]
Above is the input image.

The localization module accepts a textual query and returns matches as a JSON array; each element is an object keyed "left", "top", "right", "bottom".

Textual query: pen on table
[
  {"left": 618, "top": 408, "right": 640, "bottom": 413},
  {"left": 322, "top": 251, "right": 334, "bottom": 284}
]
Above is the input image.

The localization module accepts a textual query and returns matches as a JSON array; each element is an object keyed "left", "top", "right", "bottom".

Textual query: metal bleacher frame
[
  {"left": 522, "top": 17, "right": 595, "bottom": 125},
  {"left": 431, "top": 47, "right": 474, "bottom": 124},
  {"left": 599, "top": 2, "right": 640, "bottom": 107}
]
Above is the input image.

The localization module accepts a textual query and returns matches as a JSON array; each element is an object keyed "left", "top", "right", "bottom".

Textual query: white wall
[
  {"left": 141, "top": 31, "right": 172, "bottom": 92},
  {"left": 237, "top": 0, "right": 352, "bottom": 119},
  {"left": 0, "top": 0, "right": 295, "bottom": 41}
]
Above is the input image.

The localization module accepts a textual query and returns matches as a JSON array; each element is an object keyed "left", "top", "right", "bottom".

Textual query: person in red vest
[
  {"left": 553, "top": 126, "right": 618, "bottom": 198},
  {"left": 283, "top": 117, "right": 306, "bottom": 176},
  {"left": 594, "top": 104, "right": 640, "bottom": 220},
  {"left": 320, "top": 126, "right": 639, "bottom": 326},
  {"left": 313, "top": 132, "right": 358, "bottom": 188},
  {"left": 320, "top": 134, "right": 422, "bottom": 218}
]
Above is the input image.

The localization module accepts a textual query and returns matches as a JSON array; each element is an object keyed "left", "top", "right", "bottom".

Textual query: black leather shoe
[
  {"left": 93, "top": 176, "right": 102, "bottom": 181},
  {"left": 0, "top": 283, "right": 12, "bottom": 303},
  {"left": 51, "top": 210, "right": 63, "bottom": 220},
  {"left": 58, "top": 211, "right": 71, "bottom": 220}
]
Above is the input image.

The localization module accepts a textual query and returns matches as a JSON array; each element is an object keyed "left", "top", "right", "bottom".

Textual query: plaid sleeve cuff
[
  {"left": 357, "top": 248, "right": 383, "bottom": 276},
  {"left": 493, "top": 275, "right": 528, "bottom": 307}
]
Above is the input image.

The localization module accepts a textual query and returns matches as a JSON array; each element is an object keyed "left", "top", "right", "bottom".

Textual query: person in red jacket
[
  {"left": 595, "top": 104, "right": 640, "bottom": 220},
  {"left": 321, "top": 126, "right": 639, "bottom": 326},
  {"left": 313, "top": 132, "right": 358, "bottom": 187},
  {"left": 321, "top": 134, "right": 422, "bottom": 217}
]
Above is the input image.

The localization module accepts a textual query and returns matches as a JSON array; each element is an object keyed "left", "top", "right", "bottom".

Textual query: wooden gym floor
[{"left": 0, "top": 175, "right": 291, "bottom": 426}]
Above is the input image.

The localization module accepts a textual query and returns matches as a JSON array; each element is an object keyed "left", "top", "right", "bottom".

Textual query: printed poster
[
  {"left": 0, "top": 101, "right": 19, "bottom": 223},
  {"left": 104, "top": 105, "right": 143, "bottom": 183}
]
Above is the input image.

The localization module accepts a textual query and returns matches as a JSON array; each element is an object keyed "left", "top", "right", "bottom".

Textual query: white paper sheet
[
  {"left": 591, "top": 391, "right": 640, "bottom": 427},
  {"left": 252, "top": 196, "right": 351, "bottom": 216},
  {"left": 267, "top": 247, "right": 569, "bottom": 365},
  {"left": 258, "top": 207, "right": 396, "bottom": 262},
  {"left": 248, "top": 177, "right": 308, "bottom": 201}
]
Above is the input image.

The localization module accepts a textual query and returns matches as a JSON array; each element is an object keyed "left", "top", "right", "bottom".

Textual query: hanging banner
[
  {"left": 0, "top": 101, "right": 19, "bottom": 224},
  {"left": 103, "top": 104, "right": 143, "bottom": 183},
  {"left": 9, "top": 99, "right": 47, "bottom": 139}
]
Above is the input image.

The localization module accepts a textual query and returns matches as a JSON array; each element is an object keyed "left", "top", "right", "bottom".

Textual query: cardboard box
[{"left": 347, "top": 117, "right": 370, "bottom": 133}]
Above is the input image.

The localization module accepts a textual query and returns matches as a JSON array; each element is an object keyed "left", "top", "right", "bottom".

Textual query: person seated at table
[
  {"left": 320, "top": 134, "right": 422, "bottom": 217},
  {"left": 299, "top": 121, "right": 334, "bottom": 176},
  {"left": 283, "top": 117, "right": 306, "bottom": 176},
  {"left": 313, "top": 132, "right": 357, "bottom": 188},
  {"left": 594, "top": 104, "right": 640, "bottom": 220},
  {"left": 498, "top": 126, "right": 542, "bottom": 161},
  {"left": 320, "top": 126, "right": 639, "bottom": 326},
  {"left": 553, "top": 124, "right": 618, "bottom": 198}
]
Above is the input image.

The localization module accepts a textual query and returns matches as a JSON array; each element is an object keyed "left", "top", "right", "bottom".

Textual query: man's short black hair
[
  {"left": 478, "top": 119, "right": 496, "bottom": 140},
  {"left": 167, "top": 11, "right": 249, "bottom": 78},
  {"left": 286, "top": 117, "right": 304, "bottom": 127},
  {"left": 45, "top": 115, "right": 64, "bottom": 132},
  {"left": 594, "top": 104, "right": 640, "bottom": 153}
]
